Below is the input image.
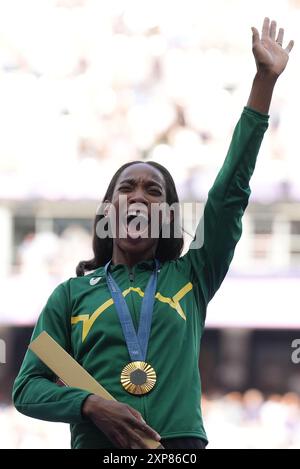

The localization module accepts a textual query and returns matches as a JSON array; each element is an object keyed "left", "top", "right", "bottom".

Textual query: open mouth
[{"left": 125, "top": 209, "right": 150, "bottom": 239}]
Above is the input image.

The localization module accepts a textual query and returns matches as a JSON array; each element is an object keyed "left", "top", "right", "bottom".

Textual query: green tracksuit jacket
[{"left": 13, "top": 107, "right": 269, "bottom": 448}]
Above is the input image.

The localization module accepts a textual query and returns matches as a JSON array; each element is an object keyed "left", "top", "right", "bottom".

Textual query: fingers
[
  {"left": 270, "top": 20, "right": 277, "bottom": 40},
  {"left": 251, "top": 27, "right": 260, "bottom": 46},
  {"left": 262, "top": 17, "right": 270, "bottom": 39},
  {"left": 127, "top": 406, "right": 145, "bottom": 422},
  {"left": 285, "top": 40, "right": 294, "bottom": 53},
  {"left": 120, "top": 417, "right": 161, "bottom": 449},
  {"left": 127, "top": 430, "right": 152, "bottom": 449},
  {"left": 90, "top": 400, "right": 161, "bottom": 449},
  {"left": 256, "top": 17, "right": 294, "bottom": 54},
  {"left": 107, "top": 414, "right": 160, "bottom": 449},
  {"left": 126, "top": 405, "right": 161, "bottom": 441},
  {"left": 127, "top": 415, "right": 161, "bottom": 442},
  {"left": 276, "top": 27, "right": 284, "bottom": 46}
]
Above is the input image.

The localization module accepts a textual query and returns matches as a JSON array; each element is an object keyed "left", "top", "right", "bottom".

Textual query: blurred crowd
[
  {"left": 203, "top": 390, "right": 300, "bottom": 449},
  {"left": 0, "top": 227, "right": 92, "bottom": 324},
  {"left": 0, "top": 0, "right": 300, "bottom": 201},
  {"left": 1, "top": 390, "right": 300, "bottom": 449}
]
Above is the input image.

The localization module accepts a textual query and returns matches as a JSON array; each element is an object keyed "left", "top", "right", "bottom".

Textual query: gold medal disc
[{"left": 121, "top": 361, "right": 156, "bottom": 395}]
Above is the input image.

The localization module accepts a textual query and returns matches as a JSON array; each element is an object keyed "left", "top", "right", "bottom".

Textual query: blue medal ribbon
[{"left": 104, "top": 260, "right": 159, "bottom": 363}]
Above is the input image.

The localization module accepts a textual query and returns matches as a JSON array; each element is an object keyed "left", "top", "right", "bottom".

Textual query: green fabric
[{"left": 13, "top": 107, "right": 269, "bottom": 448}]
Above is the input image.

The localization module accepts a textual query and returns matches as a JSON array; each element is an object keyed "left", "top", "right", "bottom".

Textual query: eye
[
  {"left": 118, "top": 185, "right": 132, "bottom": 193},
  {"left": 148, "top": 187, "right": 162, "bottom": 196}
]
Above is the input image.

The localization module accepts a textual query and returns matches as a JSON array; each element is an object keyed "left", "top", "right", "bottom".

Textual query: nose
[{"left": 127, "top": 187, "right": 149, "bottom": 206}]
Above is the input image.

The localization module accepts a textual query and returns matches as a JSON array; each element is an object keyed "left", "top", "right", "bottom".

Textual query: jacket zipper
[
  {"left": 129, "top": 270, "right": 134, "bottom": 283},
  {"left": 128, "top": 268, "right": 136, "bottom": 326}
]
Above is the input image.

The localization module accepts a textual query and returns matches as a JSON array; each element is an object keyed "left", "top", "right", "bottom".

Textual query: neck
[{"left": 112, "top": 243, "right": 157, "bottom": 268}]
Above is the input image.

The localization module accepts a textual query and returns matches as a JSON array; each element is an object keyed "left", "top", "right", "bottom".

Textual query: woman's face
[{"left": 108, "top": 163, "right": 167, "bottom": 257}]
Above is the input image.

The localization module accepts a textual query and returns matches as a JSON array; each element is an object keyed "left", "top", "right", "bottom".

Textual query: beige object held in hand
[{"left": 29, "top": 331, "right": 163, "bottom": 449}]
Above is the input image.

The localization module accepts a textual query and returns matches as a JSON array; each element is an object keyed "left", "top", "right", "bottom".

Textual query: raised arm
[{"left": 181, "top": 18, "right": 294, "bottom": 308}]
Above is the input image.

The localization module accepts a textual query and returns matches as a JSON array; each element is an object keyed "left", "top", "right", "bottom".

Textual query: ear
[{"left": 103, "top": 200, "right": 111, "bottom": 217}]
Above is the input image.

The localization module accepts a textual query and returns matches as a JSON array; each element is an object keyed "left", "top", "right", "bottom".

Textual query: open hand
[{"left": 252, "top": 17, "right": 294, "bottom": 77}]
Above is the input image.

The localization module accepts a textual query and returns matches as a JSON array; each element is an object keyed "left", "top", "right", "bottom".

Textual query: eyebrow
[{"left": 118, "top": 178, "right": 164, "bottom": 190}]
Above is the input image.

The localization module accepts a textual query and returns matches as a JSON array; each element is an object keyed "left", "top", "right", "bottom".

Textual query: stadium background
[{"left": 0, "top": 0, "right": 300, "bottom": 448}]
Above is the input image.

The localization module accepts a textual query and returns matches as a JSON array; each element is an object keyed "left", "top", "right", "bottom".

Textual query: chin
[{"left": 117, "top": 237, "right": 157, "bottom": 254}]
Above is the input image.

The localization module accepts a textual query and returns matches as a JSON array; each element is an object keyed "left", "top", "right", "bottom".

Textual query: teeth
[
  {"left": 126, "top": 212, "right": 149, "bottom": 226},
  {"left": 127, "top": 211, "right": 148, "bottom": 219}
]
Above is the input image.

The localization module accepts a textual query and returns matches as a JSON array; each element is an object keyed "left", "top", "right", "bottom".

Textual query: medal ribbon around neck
[{"left": 104, "top": 259, "right": 159, "bottom": 395}]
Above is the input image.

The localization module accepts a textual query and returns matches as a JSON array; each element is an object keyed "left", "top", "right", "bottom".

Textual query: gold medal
[{"left": 121, "top": 361, "right": 156, "bottom": 395}]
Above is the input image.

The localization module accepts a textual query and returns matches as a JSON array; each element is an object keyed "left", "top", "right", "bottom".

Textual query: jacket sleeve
[
  {"left": 12, "top": 281, "right": 91, "bottom": 424},
  {"left": 179, "top": 106, "right": 269, "bottom": 312}
]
